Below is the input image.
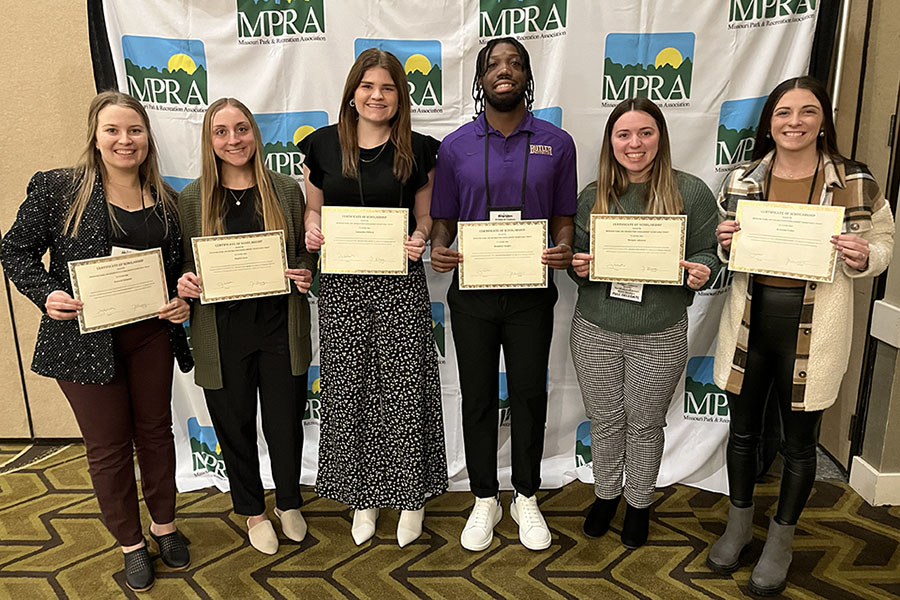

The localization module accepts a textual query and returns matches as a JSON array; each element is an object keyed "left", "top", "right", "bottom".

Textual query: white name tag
[
  {"left": 489, "top": 210, "right": 521, "bottom": 222},
  {"left": 610, "top": 282, "right": 643, "bottom": 302},
  {"left": 111, "top": 246, "right": 138, "bottom": 256}
]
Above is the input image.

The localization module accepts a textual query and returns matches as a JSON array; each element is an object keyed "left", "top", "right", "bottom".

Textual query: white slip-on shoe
[
  {"left": 351, "top": 508, "right": 379, "bottom": 545},
  {"left": 397, "top": 508, "right": 425, "bottom": 548},
  {"left": 510, "top": 492, "right": 551, "bottom": 551},
  {"left": 274, "top": 507, "right": 307, "bottom": 542},
  {"left": 460, "top": 495, "right": 502, "bottom": 552},
  {"left": 247, "top": 518, "right": 279, "bottom": 555}
]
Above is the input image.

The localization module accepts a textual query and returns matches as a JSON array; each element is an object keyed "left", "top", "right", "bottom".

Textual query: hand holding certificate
[
  {"left": 729, "top": 200, "right": 844, "bottom": 282},
  {"left": 68, "top": 248, "right": 169, "bottom": 334},
  {"left": 321, "top": 206, "right": 409, "bottom": 275},
  {"left": 458, "top": 220, "right": 548, "bottom": 290},
  {"left": 192, "top": 230, "right": 291, "bottom": 304},
  {"left": 589, "top": 214, "right": 687, "bottom": 285}
]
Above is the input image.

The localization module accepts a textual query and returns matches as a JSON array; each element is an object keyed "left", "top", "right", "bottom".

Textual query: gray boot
[
  {"left": 706, "top": 503, "right": 754, "bottom": 574},
  {"left": 748, "top": 518, "right": 795, "bottom": 596}
]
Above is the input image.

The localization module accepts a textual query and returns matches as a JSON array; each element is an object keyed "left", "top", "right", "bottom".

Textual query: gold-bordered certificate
[
  {"left": 729, "top": 200, "right": 845, "bottom": 283},
  {"left": 458, "top": 219, "right": 548, "bottom": 290},
  {"left": 192, "top": 230, "right": 290, "bottom": 304},
  {"left": 68, "top": 248, "right": 169, "bottom": 334},
  {"left": 321, "top": 206, "right": 409, "bottom": 275},
  {"left": 589, "top": 214, "right": 687, "bottom": 285}
]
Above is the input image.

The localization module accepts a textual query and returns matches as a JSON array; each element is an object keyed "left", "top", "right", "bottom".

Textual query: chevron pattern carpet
[{"left": 1, "top": 443, "right": 898, "bottom": 599}]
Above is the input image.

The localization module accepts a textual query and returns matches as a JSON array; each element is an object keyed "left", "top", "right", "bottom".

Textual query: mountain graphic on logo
[
  {"left": 354, "top": 39, "right": 442, "bottom": 106},
  {"left": 575, "top": 420, "right": 591, "bottom": 467},
  {"left": 717, "top": 96, "right": 766, "bottom": 166},
  {"left": 431, "top": 302, "right": 445, "bottom": 357},
  {"left": 256, "top": 111, "right": 329, "bottom": 178},
  {"left": 123, "top": 35, "right": 207, "bottom": 105},
  {"left": 603, "top": 32, "right": 694, "bottom": 101}
]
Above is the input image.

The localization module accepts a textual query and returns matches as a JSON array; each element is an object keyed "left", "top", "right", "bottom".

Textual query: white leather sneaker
[
  {"left": 510, "top": 493, "right": 551, "bottom": 550},
  {"left": 460, "top": 495, "right": 502, "bottom": 551}
]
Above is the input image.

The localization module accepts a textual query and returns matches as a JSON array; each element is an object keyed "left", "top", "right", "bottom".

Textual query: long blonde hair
[
  {"left": 337, "top": 48, "right": 414, "bottom": 183},
  {"left": 65, "top": 91, "right": 174, "bottom": 236},
  {"left": 593, "top": 98, "right": 683, "bottom": 216},
  {"left": 199, "top": 98, "right": 286, "bottom": 236}
]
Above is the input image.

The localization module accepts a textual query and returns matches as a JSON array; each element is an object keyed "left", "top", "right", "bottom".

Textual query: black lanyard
[
  {"left": 764, "top": 153, "right": 822, "bottom": 205},
  {"left": 483, "top": 117, "right": 531, "bottom": 219}
]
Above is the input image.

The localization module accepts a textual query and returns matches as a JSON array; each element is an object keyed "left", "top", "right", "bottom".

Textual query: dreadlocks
[{"left": 471, "top": 37, "right": 535, "bottom": 118}]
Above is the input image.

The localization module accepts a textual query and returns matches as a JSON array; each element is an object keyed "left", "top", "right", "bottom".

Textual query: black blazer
[{"left": 0, "top": 169, "right": 193, "bottom": 384}]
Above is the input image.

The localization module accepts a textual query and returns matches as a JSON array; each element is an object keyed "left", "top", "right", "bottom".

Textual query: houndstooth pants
[{"left": 570, "top": 311, "right": 688, "bottom": 508}]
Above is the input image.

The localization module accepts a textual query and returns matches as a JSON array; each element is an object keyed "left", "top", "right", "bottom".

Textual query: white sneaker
[
  {"left": 460, "top": 495, "right": 502, "bottom": 551},
  {"left": 510, "top": 493, "right": 551, "bottom": 550}
]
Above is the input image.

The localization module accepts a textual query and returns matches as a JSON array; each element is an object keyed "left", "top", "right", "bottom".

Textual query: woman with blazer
[
  {"left": 708, "top": 77, "right": 894, "bottom": 595},
  {"left": 177, "top": 97, "right": 316, "bottom": 556},
  {"left": 0, "top": 91, "right": 193, "bottom": 592}
]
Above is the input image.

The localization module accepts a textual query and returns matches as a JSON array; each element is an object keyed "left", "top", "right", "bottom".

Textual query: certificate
[
  {"left": 729, "top": 200, "right": 844, "bottom": 282},
  {"left": 458, "top": 220, "right": 548, "bottom": 290},
  {"left": 68, "top": 248, "right": 169, "bottom": 334},
  {"left": 321, "top": 206, "right": 409, "bottom": 275},
  {"left": 192, "top": 230, "right": 290, "bottom": 304},
  {"left": 589, "top": 214, "right": 687, "bottom": 285}
]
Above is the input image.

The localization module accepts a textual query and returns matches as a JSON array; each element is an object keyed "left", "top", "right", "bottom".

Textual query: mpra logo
[
  {"left": 729, "top": 0, "right": 817, "bottom": 27},
  {"left": 236, "top": 0, "right": 325, "bottom": 43},
  {"left": 354, "top": 39, "right": 442, "bottom": 113},
  {"left": 305, "top": 365, "right": 321, "bottom": 421},
  {"left": 533, "top": 106, "right": 562, "bottom": 128},
  {"left": 188, "top": 417, "right": 227, "bottom": 478},
  {"left": 256, "top": 111, "right": 328, "bottom": 180},
  {"left": 431, "top": 302, "right": 446, "bottom": 359},
  {"left": 683, "top": 356, "right": 730, "bottom": 423},
  {"left": 575, "top": 420, "right": 591, "bottom": 468},
  {"left": 716, "top": 96, "right": 766, "bottom": 170},
  {"left": 602, "top": 33, "right": 694, "bottom": 107},
  {"left": 480, "top": 0, "right": 567, "bottom": 40},
  {"left": 123, "top": 36, "right": 207, "bottom": 109}
]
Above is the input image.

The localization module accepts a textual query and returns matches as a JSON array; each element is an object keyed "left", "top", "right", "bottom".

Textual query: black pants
[
  {"left": 447, "top": 271, "right": 557, "bottom": 498},
  {"left": 726, "top": 283, "right": 823, "bottom": 525},
  {"left": 204, "top": 300, "right": 307, "bottom": 515}
]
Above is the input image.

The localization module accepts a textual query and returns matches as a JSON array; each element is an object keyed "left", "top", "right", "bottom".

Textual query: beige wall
[{"left": 0, "top": 3, "right": 95, "bottom": 437}]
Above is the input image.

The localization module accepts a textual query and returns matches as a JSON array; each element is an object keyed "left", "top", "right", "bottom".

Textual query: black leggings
[{"left": 726, "top": 283, "right": 823, "bottom": 526}]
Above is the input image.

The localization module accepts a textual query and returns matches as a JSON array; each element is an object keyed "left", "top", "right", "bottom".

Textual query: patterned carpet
[{"left": 1, "top": 442, "right": 898, "bottom": 599}]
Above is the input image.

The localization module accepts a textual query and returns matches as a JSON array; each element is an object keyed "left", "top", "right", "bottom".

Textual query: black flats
[
  {"left": 123, "top": 545, "right": 154, "bottom": 592},
  {"left": 148, "top": 529, "right": 191, "bottom": 570}
]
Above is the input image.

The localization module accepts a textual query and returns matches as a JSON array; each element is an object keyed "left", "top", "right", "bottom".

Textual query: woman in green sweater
[{"left": 569, "top": 97, "right": 719, "bottom": 548}]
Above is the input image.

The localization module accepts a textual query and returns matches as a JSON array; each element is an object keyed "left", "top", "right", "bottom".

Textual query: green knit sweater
[
  {"left": 568, "top": 171, "right": 719, "bottom": 334},
  {"left": 178, "top": 171, "right": 317, "bottom": 389}
]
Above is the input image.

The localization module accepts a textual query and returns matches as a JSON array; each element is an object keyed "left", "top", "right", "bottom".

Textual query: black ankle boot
[
  {"left": 621, "top": 504, "right": 650, "bottom": 549},
  {"left": 583, "top": 496, "right": 620, "bottom": 538},
  {"left": 123, "top": 544, "right": 155, "bottom": 592}
]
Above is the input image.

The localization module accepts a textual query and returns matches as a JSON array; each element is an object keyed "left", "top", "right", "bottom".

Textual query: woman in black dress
[{"left": 301, "top": 48, "right": 447, "bottom": 547}]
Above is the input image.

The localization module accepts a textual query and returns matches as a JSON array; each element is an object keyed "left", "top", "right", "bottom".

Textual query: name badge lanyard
[
  {"left": 763, "top": 152, "right": 822, "bottom": 205},
  {"left": 483, "top": 119, "right": 531, "bottom": 220}
]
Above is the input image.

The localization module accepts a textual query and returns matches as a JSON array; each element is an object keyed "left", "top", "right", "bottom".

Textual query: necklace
[
  {"left": 359, "top": 142, "right": 387, "bottom": 163},
  {"left": 228, "top": 188, "right": 249, "bottom": 206}
]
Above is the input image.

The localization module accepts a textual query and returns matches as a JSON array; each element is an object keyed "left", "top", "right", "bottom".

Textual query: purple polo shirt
[{"left": 431, "top": 111, "right": 577, "bottom": 221}]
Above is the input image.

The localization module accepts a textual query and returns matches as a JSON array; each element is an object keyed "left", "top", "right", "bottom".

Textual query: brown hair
[
  {"left": 65, "top": 91, "right": 174, "bottom": 236},
  {"left": 337, "top": 48, "right": 414, "bottom": 183},
  {"left": 593, "top": 97, "right": 683, "bottom": 216},
  {"left": 199, "top": 97, "right": 286, "bottom": 236}
]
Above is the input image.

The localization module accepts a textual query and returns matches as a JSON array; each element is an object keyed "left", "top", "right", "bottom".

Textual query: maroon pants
[{"left": 58, "top": 319, "right": 176, "bottom": 547}]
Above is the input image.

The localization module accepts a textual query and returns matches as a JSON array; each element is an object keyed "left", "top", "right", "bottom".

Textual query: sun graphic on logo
[
  {"left": 312, "top": 378, "right": 321, "bottom": 394},
  {"left": 167, "top": 53, "right": 197, "bottom": 74},
  {"left": 293, "top": 125, "right": 315, "bottom": 145},
  {"left": 404, "top": 54, "right": 432, "bottom": 75},
  {"left": 654, "top": 47, "right": 683, "bottom": 68}
]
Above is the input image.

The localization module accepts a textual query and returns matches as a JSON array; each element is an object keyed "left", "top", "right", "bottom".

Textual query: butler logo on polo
[
  {"left": 729, "top": 0, "right": 817, "bottom": 28},
  {"left": 188, "top": 417, "right": 227, "bottom": 478},
  {"left": 431, "top": 302, "right": 446, "bottom": 359},
  {"left": 123, "top": 36, "right": 207, "bottom": 109},
  {"left": 236, "top": 0, "right": 325, "bottom": 44},
  {"left": 716, "top": 96, "right": 766, "bottom": 171},
  {"left": 256, "top": 111, "right": 328, "bottom": 181},
  {"left": 602, "top": 33, "right": 694, "bottom": 107},
  {"left": 479, "top": 0, "right": 567, "bottom": 41},
  {"left": 683, "top": 356, "right": 729, "bottom": 423},
  {"left": 304, "top": 365, "right": 321, "bottom": 422},
  {"left": 354, "top": 39, "right": 442, "bottom": 113},
  {"left": 575, "top": 420, "right": 591, "bottom": 467}
]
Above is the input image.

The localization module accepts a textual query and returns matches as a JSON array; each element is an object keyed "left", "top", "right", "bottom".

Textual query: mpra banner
[
  {"left": 602, "top": 32, "right": 694, "bottom": 107},
  {"left": 431, "top": 302, "right": 446, "bottom": 361},
  {"left": 188, "top": 417, "right": 227, "bottom": 479},
  {"left": 728, "top": 0, "right": 817, "bottom": 29},
  {"left": 256, "top": 110, "right": 329, "bottom": 180},
  {"left": 354, "top": 39, "right": 443, "bottom": 113},
  {"left": 123, "top": 35, "right": 207, "bottom": 110},
  {"left": 716, "top": 96, "right": 767, "bottom": 172},
  {"left": 305, "top": 365, "right": 321, "bottom": 423},
  {"left": 683, "top": 356, "right": 730, "bottom": 424},
  {"left": 236, "top": 0, "right": 325, "bottom": 43},
  {"left": 479, "top": 0, "right": 567, "bottom": 41},
  {"left": 575, "top": 420, "right": 591, "bottom": 468}
]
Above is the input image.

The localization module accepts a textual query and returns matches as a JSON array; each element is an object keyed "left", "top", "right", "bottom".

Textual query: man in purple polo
[{"left": 430, "top": 37, "right": 576, "bottom": 552}]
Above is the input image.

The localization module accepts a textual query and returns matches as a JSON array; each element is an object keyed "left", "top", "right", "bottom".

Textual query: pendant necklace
[{"left": 229, "top": 188, "right": 249, "bottom": 206}]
